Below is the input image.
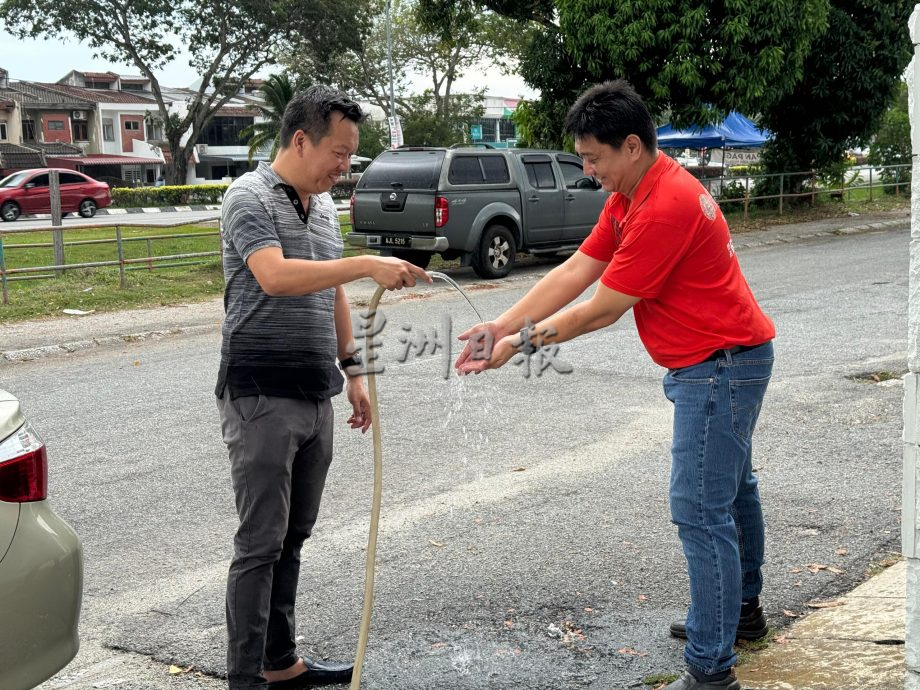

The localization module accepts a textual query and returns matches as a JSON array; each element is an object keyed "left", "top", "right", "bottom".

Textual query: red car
[{"left": 0, "top": 168, "right": 112, "bottom": 222}]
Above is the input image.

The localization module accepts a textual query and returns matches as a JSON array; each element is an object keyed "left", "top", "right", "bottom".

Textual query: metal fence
[
  {"left": 699, "top": 163, "right": 911, "bottom": 219},
  {"left": 0, "top": 218, "right": 222, "bottom": 305}
]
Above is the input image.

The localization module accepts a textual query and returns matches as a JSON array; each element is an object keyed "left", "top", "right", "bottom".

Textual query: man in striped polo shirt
[{"left": 216, "top": 86, "right": 429, "bottom": 689}]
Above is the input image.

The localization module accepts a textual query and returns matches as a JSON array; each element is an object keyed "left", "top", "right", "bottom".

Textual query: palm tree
[{"left": 240, "top": 72, "right": 298, "bottom": 164}]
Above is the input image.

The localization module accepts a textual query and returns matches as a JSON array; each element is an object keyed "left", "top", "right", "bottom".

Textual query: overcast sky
[{"left": 2, "top": 34, "right": 538, "bottom": 99}]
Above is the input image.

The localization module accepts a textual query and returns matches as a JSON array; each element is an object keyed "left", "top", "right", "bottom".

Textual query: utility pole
[
  {"left": 385, "top": 0, "right": 401, "bottom": 148},
  {"left": 905, "top": 6, "right": 920, "bottom": 688}
]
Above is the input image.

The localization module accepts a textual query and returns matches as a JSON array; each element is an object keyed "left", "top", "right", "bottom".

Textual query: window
[
  {"left": 448, "top": 157, "right": 482, "bottom": 184},
  {"left": 358, "top": 150, "right": 446, "bottom": 191},
  {"left": 468, "top": 118, "right": 497, "bottom": 141},
  {"left": 48, "top": 120, "right": 65, "bottom": 131},
  {"left": 124, "top": 120, "right": 140, "bottom": 131},
  {"left": 481, "top": 156, "right": 510, "bottom": 183},
  {"left": 28, "top": 174, "right": 49, "bottom": 188},
  {"left": 103, "top": 119, "right": 114, "bottom": 141},
  {"left": 22, "top": 119, "right": 35, "bottom": 141},
  {"left": 498, "top": 118, "right": 516, "bottom": 141},
  {"left": 85, "top": 80, "right": 112, "bottom": 89},
  {"left": 559, "top": 160, "right": 587, "bottom": 188},
  {"left": 145, "top": 120, "right": 163, "bottom": 141},
  {"left": 0, "top": 122, "right": 7, "bottom": 141},
  {"left": 524, "top": 160, "right": 557, "bottom": 189},
  {"left": 72, "top": 121, "right": 89, "bottom": 141},
  {"left": 201, "top": 116, "right": 254, "bottom": 146},
  {"left": 448, "top": 155, "right": 510, "bottom": 185},
  {"left": 121, "top": 83, "right": 145, "bottom": 92},
  {"left": 59, "top": 172, "right": 86, "bottom": 185}
]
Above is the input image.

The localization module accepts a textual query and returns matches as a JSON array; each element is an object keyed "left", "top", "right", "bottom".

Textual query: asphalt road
[
  {"left": 6, "top": 209, "right": 221, "bottom": 231},
  {"left": 8, "top": 225, "right": 907, "bottom": 689}
]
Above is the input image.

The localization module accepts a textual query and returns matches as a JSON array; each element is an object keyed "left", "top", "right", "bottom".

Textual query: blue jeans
[{"left": 663, "top": 341, "right": 773, "bottom": 675}]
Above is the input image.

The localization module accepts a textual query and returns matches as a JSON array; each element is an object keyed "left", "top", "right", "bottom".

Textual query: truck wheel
[
  {"left": 392, "top": 249, "right": 432, "bottom": 270},
  {"left": 472, "top": 225, "right": 516, "bottom": 279}
]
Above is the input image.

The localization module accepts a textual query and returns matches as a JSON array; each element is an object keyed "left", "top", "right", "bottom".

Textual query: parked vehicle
[
  {"left": 0, "top": 168, "right": 112, "bottom": 222},
  {"left": 346, "top": 147, "right": 609, "bottom": 278},
  {"left": 0, "top": 389, "right": 83, "bottom": 690}
]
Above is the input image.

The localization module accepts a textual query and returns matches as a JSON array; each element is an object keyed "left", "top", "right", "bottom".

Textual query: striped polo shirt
[{"left": 215, "top": 162, "right": 344, "bottom": 400}]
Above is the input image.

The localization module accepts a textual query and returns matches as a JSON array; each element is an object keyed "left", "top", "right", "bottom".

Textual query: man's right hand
[
  {"left": 454, "top": 321, "right": 513, "bottom": 374},
  {"left": 367, "top": 256, "right": 432, "bottom": 290}
]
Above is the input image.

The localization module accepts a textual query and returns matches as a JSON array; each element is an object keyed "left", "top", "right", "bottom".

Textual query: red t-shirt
[{"left": 579, "top": 153, "right": 775, "bottom": 369}]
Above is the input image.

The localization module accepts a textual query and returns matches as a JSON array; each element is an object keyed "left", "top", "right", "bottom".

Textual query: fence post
[
  {"left": 146, "top": 238, "right": 153, "bottom": 271},
  {"left": 779, "top": 174, "right": 784, "bottom": 215},
  {"left": 50, "top": 170, "right": 65, "bottom": 277},
  {"left": 116, "top": 225, "right": 126, "bottom": 289},
  {"left": 0, "top": 236, "right": 7, "bottom": 305},
  {"left": 870, "top": 167, "right": 874, "bottom": 202}
]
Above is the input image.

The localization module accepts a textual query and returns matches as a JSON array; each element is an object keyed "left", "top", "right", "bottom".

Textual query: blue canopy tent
[{"left": 656, "top": 111, "right": 771, "bottom": 149}]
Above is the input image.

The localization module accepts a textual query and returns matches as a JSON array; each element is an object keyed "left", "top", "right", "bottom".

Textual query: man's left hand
[{"left": 346, "top": 377, "right": 372, "bottom": 433}]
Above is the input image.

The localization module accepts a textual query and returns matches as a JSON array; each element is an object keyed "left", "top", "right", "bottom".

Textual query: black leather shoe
[
  {"left": 670, "top": 599, "right": 768, "bottom": 641},
  {"left": 266, "top": 658, "right": 354, "bottom": 688},
  {"left": 663, "top": 670, "right": 741, "bottom": 689}
]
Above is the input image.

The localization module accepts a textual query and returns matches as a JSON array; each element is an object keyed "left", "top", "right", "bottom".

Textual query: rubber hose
[{"left": 350, "top": 284, "right": 387, "bottom": 690}]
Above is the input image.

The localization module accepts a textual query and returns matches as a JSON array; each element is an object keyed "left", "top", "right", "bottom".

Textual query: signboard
[
  {"left": 723, "top": 149, "right": 761, "bottom": 166},
  {"left": 470, "top": 124, "right": 483, "bottom": 141},
  {"left": 387, "top": 116, "right": 404, "bottom": 149}
]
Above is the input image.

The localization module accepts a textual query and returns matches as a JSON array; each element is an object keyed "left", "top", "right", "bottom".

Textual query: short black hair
[
  {"left": 564, "top": 80, "right": 657, "bottom": 151},
  {"left": 280, "top": 85, "right": 367, "bottom": 148}
]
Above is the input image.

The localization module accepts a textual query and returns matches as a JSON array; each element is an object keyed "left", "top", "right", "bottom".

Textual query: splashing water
[{"left": 427, "top": 271, "right": 485, "bottom": 323}]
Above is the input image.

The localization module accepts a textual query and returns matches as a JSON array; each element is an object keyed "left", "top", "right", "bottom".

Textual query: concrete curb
[
  {"left": 737, "top": 560, "right": 906, "bottom": 689},
  {"left": 1, "top": 323, "right": 219, "bottom": 364}
]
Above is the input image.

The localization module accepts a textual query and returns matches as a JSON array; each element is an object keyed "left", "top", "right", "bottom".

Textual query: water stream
[{"left": 427, "top": 271, "right": 485, "bottom": 323}]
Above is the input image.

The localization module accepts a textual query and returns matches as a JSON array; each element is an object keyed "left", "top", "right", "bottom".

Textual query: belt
[{"left": 702, "top": 342, "right": 763, "bottom": 363}]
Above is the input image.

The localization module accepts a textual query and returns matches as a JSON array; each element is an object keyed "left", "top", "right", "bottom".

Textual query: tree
[
  {"left": 868, "top": 81, "right": 911, "bottom": 193},
  {"left": 285, "top": 0, "right": 414, "bottom": 119},
  {"left": 0, "top": 0, "right": 367, "bottom": 183},
  {"left": 400, "top": 92, "right": 485, "bottom": 146},
  {"left": 357, "top": 121, "right": 389, "bottom": 159},
  {"left": 424, "top": 0, "right": 829, "bottom": 148},
  {"left": 756, "top": 0, "right": 913, "bottom": 197},
  {"left": 284, "top": 0, "right": 522, "bottom": 147},
  {"left": 239, "top": 72, "right": 300, "bottom": 164}
]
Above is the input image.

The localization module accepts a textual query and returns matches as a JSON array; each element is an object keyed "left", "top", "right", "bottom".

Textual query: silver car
[{"left": 0, "top": 389, "right": 83, "bottom": 690}]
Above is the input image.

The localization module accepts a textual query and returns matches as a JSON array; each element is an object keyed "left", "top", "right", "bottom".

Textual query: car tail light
[
  {"left": 349, "top": 193, "right": 356, "bottom": 228},
  {"left": 0, "top": 422, "right": 48, "bottom": 502},
  {"left": 435, "top": 196, "right": 449, "bottom": 228}
]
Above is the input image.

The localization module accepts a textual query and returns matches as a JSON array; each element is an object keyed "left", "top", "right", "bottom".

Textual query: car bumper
[
  {"left": 0, "top": 501, "right": 83, "bottom": 690},
  {"left": 346, "top": 232, "right": 449, "bottom": 252}
]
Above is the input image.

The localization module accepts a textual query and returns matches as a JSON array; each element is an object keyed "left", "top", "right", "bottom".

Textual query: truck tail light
[
  {"left": 435, "top": 196, "right": 449, "bottom": 228},
  {"left": 0, "top": 423, "right": 48, "bottom": 502},
  {"left": 349, "top": 193, "right": 356, "bottom": 228}
]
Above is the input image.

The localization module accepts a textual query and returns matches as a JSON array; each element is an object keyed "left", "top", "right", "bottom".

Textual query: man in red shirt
[{"left": 455, "top": 80, "right": 774, "bottom": 690}]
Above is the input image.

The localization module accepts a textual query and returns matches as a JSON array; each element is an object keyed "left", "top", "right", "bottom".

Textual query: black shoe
[
  {"left": 266, "top": 658, "right": 354, "bottom": 688},
  {"left": 669, "top": 599, "right": 768, "bottom": 641},
  {"left": 663, "top": 670, "right": 741, "bottom": 690}
]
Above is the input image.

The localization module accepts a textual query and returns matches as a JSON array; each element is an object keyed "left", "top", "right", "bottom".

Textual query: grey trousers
[{"left": 217, "top": 394, "right": 334, "bottom": 689}]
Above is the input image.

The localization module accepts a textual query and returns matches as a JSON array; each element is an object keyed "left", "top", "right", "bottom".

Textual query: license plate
[{"left": 382, "top": 236, "right": 409, "bottom": 247}]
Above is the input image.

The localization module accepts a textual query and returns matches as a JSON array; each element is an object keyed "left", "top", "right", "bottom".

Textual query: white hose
[{"left": 350, "top": 284, "right": 387, "bottom": 690}]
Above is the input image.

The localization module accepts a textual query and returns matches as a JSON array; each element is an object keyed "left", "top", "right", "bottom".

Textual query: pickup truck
[{"left": 346, "top": 147, "right": 610, "bottom": 278}]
